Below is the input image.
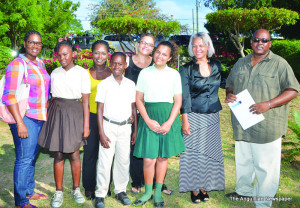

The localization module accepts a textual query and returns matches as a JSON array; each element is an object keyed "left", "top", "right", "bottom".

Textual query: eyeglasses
[
  {"left": 140, "top": 40, "right": 154, "bottom": 47},
  {"left": 27, "top": 40, "right": 43, "bottom": 47},
  {"left": 252, "top": 37, "right": 271, "bottom": 43}
]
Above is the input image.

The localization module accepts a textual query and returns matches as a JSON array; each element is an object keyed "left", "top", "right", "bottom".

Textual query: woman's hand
[
  {"left": 82, "top": 126, "right": 90, "bottom": 139},
  {"left": 146, "top": 119, "right": 161, "bottom": 133},
  {"left": 159, "top": 121, "right": 172, "bottom": 135},
  {"left": 17, "top": 123, "right": 29, "bottom": 138},
  {"left": 100, "top": 134, "right": 111, "bottom": 148},
  {"left": 131, "top": 131, "right": 137, "bottom": 145},
  {"left": 182, "top": 120, "right": 190, "bottom": 135}
]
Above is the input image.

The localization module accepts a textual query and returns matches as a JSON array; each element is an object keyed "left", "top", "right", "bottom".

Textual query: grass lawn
[{"left": 0, "top": 90, "right": 299, "bottom": 208}]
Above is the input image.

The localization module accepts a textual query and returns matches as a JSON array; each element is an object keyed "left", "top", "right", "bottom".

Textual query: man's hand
[
  {"left": 100, "top": 134, "right": 111, "bottom": 148},
  {"left": 249, "top": 102, "right": 270, "bottom": 114},
  {"left": 225, "top": 93, "right": 237, "bottom": 103}
]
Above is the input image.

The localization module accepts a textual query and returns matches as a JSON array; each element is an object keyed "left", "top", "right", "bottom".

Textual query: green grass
[{"left": 0, "top": 90, "right": 299, "bottom": 208}]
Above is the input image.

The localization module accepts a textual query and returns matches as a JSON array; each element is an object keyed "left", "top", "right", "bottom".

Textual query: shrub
[
  {"left": 271, "top": 40, "right": 300, "bottom": 81},
  {"left": 0, "top": 46, "right": 14, "bottom": 74}
]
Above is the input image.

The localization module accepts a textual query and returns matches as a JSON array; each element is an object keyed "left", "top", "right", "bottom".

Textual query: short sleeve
[
  {"left": 136, "top": 70, "right": 145, "bottom": 93},
  {"left": 2, "top": 58, "right": 26, "bottom": 106},
  {"left": 130, "top": 81, "right": 136, "bottom": 103},
  {"left": 95, "top": 81, "right": 106, "bottom": 103},
  {"left": 278, "top": 60, "right": 299, "bottom": 92},
  {"left": 81, "top": 68, "right": 91, "bottom": 94},
  {"left": 173, "top": 71, "right": 182, "bottom": 95}
]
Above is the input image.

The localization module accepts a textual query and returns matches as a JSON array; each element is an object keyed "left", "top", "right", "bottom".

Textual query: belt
[{"left": 103, "top": 116, "right": 132, "bottom": 126}]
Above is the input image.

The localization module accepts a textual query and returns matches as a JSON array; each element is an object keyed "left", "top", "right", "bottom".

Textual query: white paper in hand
[{"left": 228, "top": 89, "right": 264, "bottom": 130}]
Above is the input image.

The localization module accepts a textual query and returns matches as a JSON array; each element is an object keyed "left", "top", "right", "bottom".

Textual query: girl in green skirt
[{"left": 133, "top": 41, "right": 185, "bottom": 207}]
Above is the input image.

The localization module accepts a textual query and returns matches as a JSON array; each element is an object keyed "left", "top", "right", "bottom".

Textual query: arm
[
  {"left": 131, "top": 103, "right": 137, "bottom": 145},
  {"left": 81, "top": 93, "right": 90, "bottom": 139},
  {"left": 136, "top": 91, "right": 161, "bottom": 133},
  {"left": 249, "top": 88, "right": 298, "bottom": 114},
  {"left": 97, "top": 102, "right": 111, "bottom": 148},
  {"left": 159, "top": 94, "right": 182, "bottom": 135},
  {"left": 181, "top": 113, "right": 190, "bottom": 135}
]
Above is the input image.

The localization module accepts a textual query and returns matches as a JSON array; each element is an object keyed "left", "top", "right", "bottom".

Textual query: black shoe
[
  {"left": 154, "top": 201, "right": 164, "bottom": 207},
  {"left": 134, "top": 195, "right": 153, "bottom": 206},
  {"left": 198, "top": 190, "right": 209, "bottom": 202},
  {"left": 85, "top": 191, "right": 95, "bottom": 200},
  {"left": 225, "top": 192, "right": 249, "bottom": 200},
  {"left": 191, "top": 192, "right": 201, "bottom": 203},
  {"left": 116, "top": 192, "right": 131, "bottom": 205},
  {"left": 95, "top": 197, "right": 105, "bottom": 208},
  {"left": 161, "top": 184, "right": 174, "bottom": 195}
]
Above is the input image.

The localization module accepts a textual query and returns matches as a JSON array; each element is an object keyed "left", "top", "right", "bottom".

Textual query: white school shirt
[
  {"left": 136, "top": 65, "right": 182, "bottom": 103},
  {"left": 51, "top": 65, "right": 91, "bottom": 99},
  {"left": 95, "top": 75, "right": 136, "bottom": 122}
]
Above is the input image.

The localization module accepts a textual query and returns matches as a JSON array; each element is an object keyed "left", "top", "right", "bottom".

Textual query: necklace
[{"left": 92, "top": 66, "right": 107, "bottom": 73}]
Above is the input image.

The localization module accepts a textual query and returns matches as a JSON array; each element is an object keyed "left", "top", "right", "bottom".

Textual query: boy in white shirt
[{"left": 94, "top": 52, "right": 137, "bottom": 208}]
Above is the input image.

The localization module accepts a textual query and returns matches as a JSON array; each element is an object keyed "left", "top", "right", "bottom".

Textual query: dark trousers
[
  {"left": 130, "top": 115, "right": 144, "bottom": 188},
  {"left": 82, "top": 113, "right": 99, "bottom": 192}
]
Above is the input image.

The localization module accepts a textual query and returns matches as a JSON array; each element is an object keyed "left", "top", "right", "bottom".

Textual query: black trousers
[
  {"left": 130, "top": 117, "right": 145, "bottom": 188},
  {"left": 82, "top": 113, "right": 99, "bottom": 192}
]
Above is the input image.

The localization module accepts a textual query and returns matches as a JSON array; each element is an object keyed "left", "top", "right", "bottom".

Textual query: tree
[
  {"left": 272, "top": 0, "right": 300, "bottom": 39},
  {"left": 206, "top": 7, "right": 299, "bottom": 57},
  {"left": 94, "top": 15, "right": 180, "bottom": 53},
  {"left": 91, "top": 0, "right": 157, "bottom": 21},
  {"left": 203, "top": 0, "right": 273, "bottom": 10},
  {"left": 0, "top": 0, "right": 81, "bottom": 50}
]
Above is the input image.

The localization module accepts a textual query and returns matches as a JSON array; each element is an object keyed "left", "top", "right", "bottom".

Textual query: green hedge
[
  {"left": 0, "top": 46, "right": 14, "bottom": 75},
  {"left": 271, "top": 40, "right": 300, "bottom": 81}
]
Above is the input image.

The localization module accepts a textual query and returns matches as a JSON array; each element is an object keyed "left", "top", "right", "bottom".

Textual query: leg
[
  {"left": 252, "top": 138, "right": 281, "bottom": 208},
  {"left": 95, "top": 121, "right": 116, "bottom": 198},
  {"left": 54, "top": 152, "right": 65, "bottom": 191},
  {"left": 69, "top": 150, "right": 81, "bottom": 190},
  {"left": 154, "top": 157, "right": 168, "bottom": 203},
  {"left": 82, "top": 113, "right": 99, "bottom": 195},
  {"left": 10, "top": 116, "right": 43, "bottom": 206},
  {"left": 136, "top": 158, "right": 156, "bottom": 202},
  {"left": 234, "top": 141, "right": 255, "bottom": 196},
  {"left": 113, "top": 124, "right": 131, "bottom": 194}
]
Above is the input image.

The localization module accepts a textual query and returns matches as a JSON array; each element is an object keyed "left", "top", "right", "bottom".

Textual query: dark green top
[{"left": 226, "top": 51, "right": 299, "bottom": 144}]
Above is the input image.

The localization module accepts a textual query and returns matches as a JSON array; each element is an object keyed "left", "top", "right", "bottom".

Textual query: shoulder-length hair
[{"left": 188, "top": 32, "right": 215, "bottom": 58}]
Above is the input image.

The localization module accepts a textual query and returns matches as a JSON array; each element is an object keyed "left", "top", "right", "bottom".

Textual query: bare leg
[
  {"left": 143, "top": 158, "right": 156, "bottom": 184},
  {"left": 54, "top": 152, "right": 65, "bottom": 191},
  {"left": 155, "top": 157, "right": 168, "bottom": 183},
  {"left": 69, "top": 150, "right": 81, "bottom": 190}
]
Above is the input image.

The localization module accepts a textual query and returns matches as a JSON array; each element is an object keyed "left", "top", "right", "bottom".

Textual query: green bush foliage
[
  {"left": 271, "top": 40, "right": 300, "bottom": 81},
  {"left": 0, "top": 46, "right": 13, "bottom": 73}
]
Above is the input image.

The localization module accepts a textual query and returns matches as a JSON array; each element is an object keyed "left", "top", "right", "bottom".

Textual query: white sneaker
[
  {"left": 51, "top": 191, "right": 63, "bottom": 208},
  {"left": 72, "top": 187, "right": 85, "bottom": 204}
]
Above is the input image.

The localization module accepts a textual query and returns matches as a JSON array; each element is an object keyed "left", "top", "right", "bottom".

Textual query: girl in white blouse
[{"left": 38, "top": 40, "right": 91, "bottom": 208}]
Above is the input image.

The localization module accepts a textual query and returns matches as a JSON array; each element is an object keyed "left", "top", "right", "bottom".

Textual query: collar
[
  {"left": 19, "top": 54, "right": 41, "bottom": 64},
  {"left": 249, "top": 50, "right": 273, "bottom": 62},
  {"left": 192, "top": 57, "right": 211, "bottom": 64}
]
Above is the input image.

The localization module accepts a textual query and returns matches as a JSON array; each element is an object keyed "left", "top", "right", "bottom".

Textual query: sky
[{"left": 72, "top": 0, "right": 214, "bottom": 34}]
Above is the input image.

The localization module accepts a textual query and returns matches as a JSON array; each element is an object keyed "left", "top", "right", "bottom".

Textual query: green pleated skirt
[{"left": 133, "top": 102, "right": 185, "bottom": 159}]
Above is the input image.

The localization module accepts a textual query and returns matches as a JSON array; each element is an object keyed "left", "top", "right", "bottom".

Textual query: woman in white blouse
[{"left": 38, "top": 40, "right": 90, "bottom": 208}]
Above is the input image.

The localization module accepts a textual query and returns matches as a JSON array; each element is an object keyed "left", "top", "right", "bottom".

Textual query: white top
[
  {"left": 95, "top": 75, "right": 136, "bottom": 122},
  {"left": 136, "top": 65, "right": 182, "bottom": 103},
  {"left": 51, "top": 65, "right": 91, "bottom": 99}
]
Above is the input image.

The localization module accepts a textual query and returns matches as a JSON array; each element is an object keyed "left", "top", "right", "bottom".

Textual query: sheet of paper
[{"left": 228, "top": 89, "right": 264, "bottom": 130}]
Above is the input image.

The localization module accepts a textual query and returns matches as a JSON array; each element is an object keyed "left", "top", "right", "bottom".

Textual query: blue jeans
[{"left": 9, "top": 116, "right": 44, "bottom": 206}]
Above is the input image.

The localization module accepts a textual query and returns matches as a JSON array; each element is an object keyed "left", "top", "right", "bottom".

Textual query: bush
[
  {"left": 0, "top": 46, "right": 14, "bottom": 74},
  {"left": 271, "top": 40, "right": 300, "bottom": 81}
]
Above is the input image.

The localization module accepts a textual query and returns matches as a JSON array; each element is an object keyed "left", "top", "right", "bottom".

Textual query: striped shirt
[{"left": 2, "top": 54, "right": 51, "bottom": 121}]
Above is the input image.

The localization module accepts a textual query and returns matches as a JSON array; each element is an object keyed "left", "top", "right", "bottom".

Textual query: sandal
[
  {"left": 161, "top": 184, "right": 174, "bottom": 195},
  {"left": 131, "top": 187, "right": 141, "bottom": 194},
  {"left": 191, "top": 191, "right": 201, "bottom": 203},
  {"left": 198, "top": 190, "right": 209, "bottom": 202},
  {"left": 26, "top": 193, "right": 48, "bottom": 200}
]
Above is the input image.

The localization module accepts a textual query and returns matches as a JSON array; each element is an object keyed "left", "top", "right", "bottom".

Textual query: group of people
[{"left": 2, "top": 28, "right": 298, "bottom": 208}]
